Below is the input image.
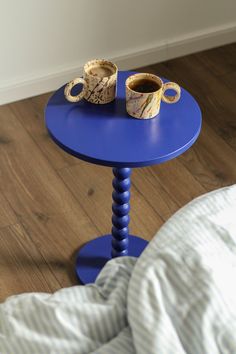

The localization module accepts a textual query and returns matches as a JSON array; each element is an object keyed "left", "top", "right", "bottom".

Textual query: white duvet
[{"left": 1, "top": 185, "right": 236, "bottom": 354}]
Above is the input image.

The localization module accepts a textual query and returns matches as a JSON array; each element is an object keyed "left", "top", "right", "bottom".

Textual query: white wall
[{"left": 0, "top": 0, "right": 236, "bottom": 104}]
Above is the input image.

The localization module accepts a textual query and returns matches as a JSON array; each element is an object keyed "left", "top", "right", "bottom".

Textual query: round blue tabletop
[{"left": 45, "top": 71, "right": 201, "bottom": 168}]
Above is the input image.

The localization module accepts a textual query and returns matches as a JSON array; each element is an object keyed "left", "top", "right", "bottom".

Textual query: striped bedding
[{"left": 1, "top": 185, "right": 236, "bottom": 353}]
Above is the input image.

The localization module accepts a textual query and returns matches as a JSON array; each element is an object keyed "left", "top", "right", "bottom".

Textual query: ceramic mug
[
  {"left": 64, "top": 59, "right": 118, "bottom": 104},
  {"left": 126, "top": 73, "right": 181, "bottom": 119}
]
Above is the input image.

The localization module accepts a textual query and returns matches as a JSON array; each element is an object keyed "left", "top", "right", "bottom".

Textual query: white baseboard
[{"left": 1, "top": 22, "right": 235, "bottom": 105}]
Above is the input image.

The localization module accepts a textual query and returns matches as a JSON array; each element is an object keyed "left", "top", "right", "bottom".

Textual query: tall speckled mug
[
  {"left": 126, "top": 73, "right": 181, "bottom": 119},
  {"left": 64, "top": 59, "right": 118, "bottom": 104}
]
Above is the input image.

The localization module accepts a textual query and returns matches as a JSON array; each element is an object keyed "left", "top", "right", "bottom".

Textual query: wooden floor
[{"left": 0, "top": 43, "right": 236, "bottom": 301}]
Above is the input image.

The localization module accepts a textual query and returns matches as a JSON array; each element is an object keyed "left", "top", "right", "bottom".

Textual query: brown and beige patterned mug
[
  {"left": 126, "top": 73, "right": 181, "bottom": 119},
  {"left": 64, "top": 59, "right": 118, "bottom": 104}
]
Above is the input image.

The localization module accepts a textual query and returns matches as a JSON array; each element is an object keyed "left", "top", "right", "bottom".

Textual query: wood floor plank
[
  {"left": 0, "top": 105, "right": 84, "bottom": 218},
  {"left": 19, "top": 209, "right": 97, "bottom": 288},
  {"left": 179, "top": 121, "right": 236, "bottom": 190},
  {"left": 132, "top": 167, "right": 179, "bottom": 221},
  {"left": 195, "top": 43, "right": 236, "bottom": 77},
  {"left": 9, "top": 94, "right": 79, "bottom": 171},
  {"left": 221, "top": 71, "right": 236, "bottom": 93},
  {"left": 150, "top": 158, "right": 206, "bottom": 206},
  {"left": 0, "top": 104, "right": 99, "bottom": 293},
  {"left": 0, "top": 192, "right": 17, "bottom": 228},
  {"left": 0, "top": 223, "right": 59, "bottom": 301},
  {"left": 58, "top": 163, "right": 114, "bottom": 235}
]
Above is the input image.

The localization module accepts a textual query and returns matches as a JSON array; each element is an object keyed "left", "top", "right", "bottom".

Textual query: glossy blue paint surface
[
  {"left": 76, "top": 234, "right": 148, "bottom": 284},
  {"left": 111, "top": 168, "right": 131, "bottom": 257},
  {"left": 45, "top": 71, "right": 202, "bottom": 168}
]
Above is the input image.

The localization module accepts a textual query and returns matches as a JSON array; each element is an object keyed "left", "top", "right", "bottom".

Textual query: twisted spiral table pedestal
[{"left": 75, "top": 167, "right": 148, "bottom": 284}]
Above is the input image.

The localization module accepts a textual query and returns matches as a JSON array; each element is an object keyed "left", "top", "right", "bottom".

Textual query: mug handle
[
  {"left": 161, "top": 82, "right": 181, "bottom": 104},
  {"left": 64, "top": 78, "right": 88, "bottom": 103}
]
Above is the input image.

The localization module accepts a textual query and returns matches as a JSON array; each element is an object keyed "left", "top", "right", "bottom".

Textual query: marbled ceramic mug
[
  {"left": 64, "top": 59, "right": 118, "bottom": 104},
  {"left": 126, "top": 73, "right": 181, "bottom": 119}
]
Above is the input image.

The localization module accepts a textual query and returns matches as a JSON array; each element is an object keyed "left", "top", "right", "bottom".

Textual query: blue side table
[{"left": 45, "top": 71, "right": 202, "bottom": 284}]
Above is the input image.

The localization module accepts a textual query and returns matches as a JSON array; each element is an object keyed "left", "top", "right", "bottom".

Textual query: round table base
[{"left": 76, "top": 235, "right": 148, "bottom": 284}]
